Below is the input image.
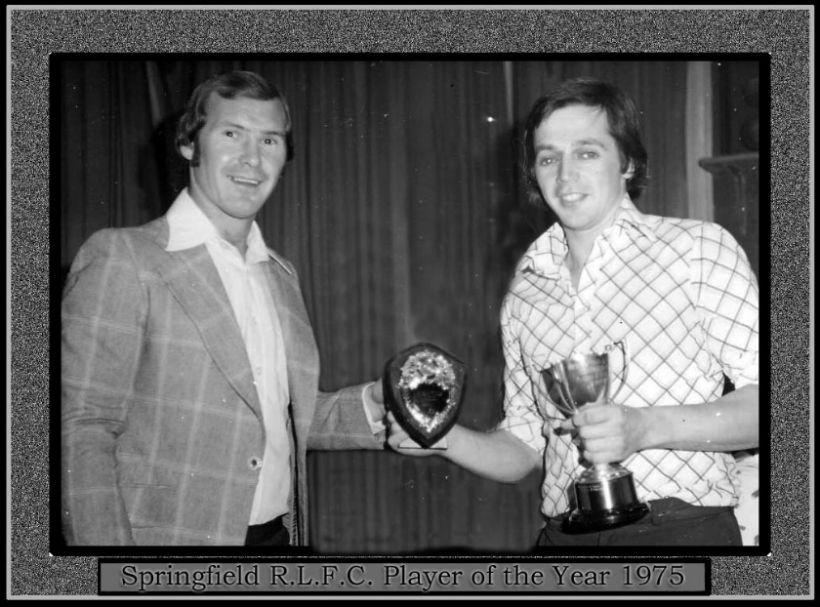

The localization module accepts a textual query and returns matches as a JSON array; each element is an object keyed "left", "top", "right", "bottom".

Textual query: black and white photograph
[{"left": 7, "top": 6, "right": 812, "bottom": 600}]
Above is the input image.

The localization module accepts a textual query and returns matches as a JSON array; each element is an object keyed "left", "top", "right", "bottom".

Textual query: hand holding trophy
[
  {"left": 383, "top": 343, "right": 466, "bottom": 449},
  {"left": 541, "top": 341, "right": 649, "bottom": 533}
]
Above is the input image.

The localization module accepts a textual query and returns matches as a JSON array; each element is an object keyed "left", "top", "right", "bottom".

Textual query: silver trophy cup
[{"left": 541, "top": 342, "right": 648, "bottom": 533}]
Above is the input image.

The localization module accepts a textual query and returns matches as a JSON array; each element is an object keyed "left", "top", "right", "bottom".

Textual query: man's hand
[
  {"left": 385, "top": 412, "right": 443, "bottom": 456},
  {"left": 559, "top": 403, "right": 647, "bottom": 465}
]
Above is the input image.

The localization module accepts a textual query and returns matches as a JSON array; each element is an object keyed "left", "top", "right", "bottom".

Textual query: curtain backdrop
[{"left": 57, "top": 58, "right": 692, "bottom": 552}]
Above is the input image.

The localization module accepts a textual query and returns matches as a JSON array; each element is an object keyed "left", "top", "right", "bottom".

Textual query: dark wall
[{"left": 56, "top": 58, "right": 758, "bottom": 553}]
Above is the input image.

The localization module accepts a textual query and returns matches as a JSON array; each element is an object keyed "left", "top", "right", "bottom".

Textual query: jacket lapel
[
  {"left": 262, "top": 260, "right": 319, "bottom": 440},
  {"left": 136, "top": 221, "right": 263, "bottom": 421}
]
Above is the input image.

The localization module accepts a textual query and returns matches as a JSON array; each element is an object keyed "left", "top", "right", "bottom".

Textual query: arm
[
  {"left": 567, "top": 384, "right": 758, "bottom": 464},
  {"left": 279, "top": 259, "right": 386, "bottom": 452},
  {"left": 386, "top": 292, "right": 544, "bottom": 483},
  {"left": 61, "top": 230, "right": 144, "bottom": 545},
  {"left": 388, "top": 420, "right": 542, "bottom": 483},
  {"left": 308, "top": 382, "right": 386, "bottom": 450},
  {"left": 571, "top": 223, "right": 760, "bottom": 465},
  {"left": 642, "top": 384, "right": 757, "bottom": 451}
]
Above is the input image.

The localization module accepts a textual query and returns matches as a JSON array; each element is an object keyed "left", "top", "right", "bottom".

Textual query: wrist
[
  {"left": 635, "top": 405, "right": 661, "bottom": 451},
  {"left": 438, "top": 424, "right": 465, "bottom": 461}
]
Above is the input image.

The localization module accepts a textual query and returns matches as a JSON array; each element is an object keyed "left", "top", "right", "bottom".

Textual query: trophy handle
[
  {"left": 606, "top": 339, "right": 630, "bottom": 404},
  {"left": 551, "top": 362, "right": 578, "bottom": 417}
]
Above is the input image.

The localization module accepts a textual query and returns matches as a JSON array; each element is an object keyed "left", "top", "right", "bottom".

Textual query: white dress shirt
[{"left": 165, "top": 189, "right": 291, "bottom": 525}]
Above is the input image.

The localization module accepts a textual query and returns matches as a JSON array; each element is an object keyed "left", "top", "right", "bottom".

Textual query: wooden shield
[{"left": 383, "top": 342, "right": 466, "bottom": 448}]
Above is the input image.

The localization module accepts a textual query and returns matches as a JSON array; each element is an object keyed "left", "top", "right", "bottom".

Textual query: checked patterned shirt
[{"left": 497, "top": 196, "right": 759, "bottom": 518}]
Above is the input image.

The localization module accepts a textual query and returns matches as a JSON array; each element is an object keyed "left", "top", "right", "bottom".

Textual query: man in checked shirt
[{"left": 388, "top": 77, "right": 759, "bottom": 547}]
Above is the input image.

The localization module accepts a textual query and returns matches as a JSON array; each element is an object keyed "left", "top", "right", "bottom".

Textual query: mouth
[
  {"left": 228, "top": 175, "right": 264, "bottom": 187},
  {"left": 557, "top": 192, "right": 586, "bottom": 204}
]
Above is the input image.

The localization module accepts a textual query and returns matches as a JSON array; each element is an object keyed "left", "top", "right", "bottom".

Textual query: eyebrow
[
  {"left": 534, "top": 138, "right": 609, "bottom": 152},
  {"left": 217, "top": 121, "right": 287, "bottom": 136},
  {"left": 575, "top": 137, "right": 609, "bottom": 148}
]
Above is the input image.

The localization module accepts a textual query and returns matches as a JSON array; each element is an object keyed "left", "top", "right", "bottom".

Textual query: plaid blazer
[{"left": 61, "top": 217, "right": 383, "bottom": 546}]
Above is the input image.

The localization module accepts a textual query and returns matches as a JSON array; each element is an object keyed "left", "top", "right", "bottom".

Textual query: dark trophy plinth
[
  {"left": 541, "top": 342, "right": 649, "bottom": 533},
  {"left": 383, "top": 343, "right": 466, "bottom": 448}
]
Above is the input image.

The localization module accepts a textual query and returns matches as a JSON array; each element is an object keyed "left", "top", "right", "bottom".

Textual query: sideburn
[{"left": 188, "top": 140, "right": 201, "bottom": 168}]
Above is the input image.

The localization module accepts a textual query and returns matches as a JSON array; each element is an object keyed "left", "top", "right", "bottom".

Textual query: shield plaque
[{"left": 383, "top": 342, "right": 466, "bottom": 448}]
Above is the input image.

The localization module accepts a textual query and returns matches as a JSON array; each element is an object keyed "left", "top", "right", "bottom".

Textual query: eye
[
  {"left": 223, "top": 129, "right": 236, "bottom": 138},
  {"left": 537, "top": 155, "right": 557, "bottom": 167},
  {"left": 263, "top": 136, "right": 281, "bottom": 146},
  {"left": 578, "top": 150, "right": 599, "bottom": 160}
]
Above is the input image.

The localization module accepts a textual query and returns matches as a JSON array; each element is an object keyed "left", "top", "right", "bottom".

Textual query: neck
[
  {"left": 185, "top": 187, "right": 254, "bottom": 258},
  {"left": 563, "top": 223, "right": 602, "bottom": 271},
  {"left": 564, "top": 235, "right": 592, "bottom": 272},
  {"left": 222, "top": 227, "right": 250, "bottom": 258},
  {"left": 562, "top": 208, "right": 619, "bottom": 288},
  {"left": 563, "top": 236, "right": 591, "bottom": 291}
]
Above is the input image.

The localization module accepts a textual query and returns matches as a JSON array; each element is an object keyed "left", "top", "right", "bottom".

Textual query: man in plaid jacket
[
  {"left": 388, "top": 78, "right": 759, "bottom": 547},
  {"left": 61, "top": 70, "right": 386, "bottom": 547}
]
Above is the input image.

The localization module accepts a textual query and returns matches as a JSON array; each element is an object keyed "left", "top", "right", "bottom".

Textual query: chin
[{"left": 230, "top": 191, "right": 267, "bottom": 206}]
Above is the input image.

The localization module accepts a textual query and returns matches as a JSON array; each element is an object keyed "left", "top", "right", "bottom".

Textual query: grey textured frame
[{"left": 8, "top": 6, "right": 812, "bottom": 598}]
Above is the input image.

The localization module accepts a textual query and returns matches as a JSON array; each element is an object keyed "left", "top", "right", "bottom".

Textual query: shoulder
[
  {"left": 63, "top": 224, "right": 159, "bottom": 302},
  {"left": 265, "top": 246, "right": 298, "bottom": 277},
  {"left": 507, "top": 226, "right": 563, "bottom": 288},
  {"left": 639, "top": 214, "right": 743, "bottom": 257},
  {"left": 503, "top": 248, "right": 537, "bottom": 304},
  {"left": 501, "top": 251, "right": 541, "bottom": 321},
  {"left": 640, "top": 216, "right": 755, "bottom": 296},
  {"left": 79, "top": 218, "right": 167, "bottom": 253},
  {"left": 503, "top": 258, "right": 534, "bottom": 306},
  {"left": 70, "top": 219, "right": 170, "bottom": 277}
]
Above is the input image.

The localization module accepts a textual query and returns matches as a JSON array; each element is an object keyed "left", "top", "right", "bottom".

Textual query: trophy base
[
  {"left": 562, "top": 468, "right": 649, "bottom": 534},
  {"left": 563, "top": 502, "right": 649, "bottom": 534}
]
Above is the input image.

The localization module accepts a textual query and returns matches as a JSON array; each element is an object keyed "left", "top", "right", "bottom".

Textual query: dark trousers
[
  {"left": 244, "top": 515, "right": 290, "bottom": 546},
  {"left": 536, "top": 498, "right": 742, "bottom": 547}
]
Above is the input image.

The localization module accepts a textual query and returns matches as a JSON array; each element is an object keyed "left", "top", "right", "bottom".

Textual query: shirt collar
[
  {"left": 165, "top": 188, "right": 270, "bottom": 264},
  {"left": 613, "top": 196, "right": 657, "bottom": 242},
  {"left": 519, "top": 195, "right": 656, "bottom": 276}
]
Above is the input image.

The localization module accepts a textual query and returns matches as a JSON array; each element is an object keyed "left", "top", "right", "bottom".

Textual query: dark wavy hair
[
  {"left": 522, "top": 77, "right": 648, "bottom": 203},
  {"left": 175, "top": 70, "right": 294, "bottom": 166}
]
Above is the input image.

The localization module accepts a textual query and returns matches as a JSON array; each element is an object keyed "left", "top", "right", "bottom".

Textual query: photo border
[{"left": 8, "top": 5, "right": 812, "bottom": 598}]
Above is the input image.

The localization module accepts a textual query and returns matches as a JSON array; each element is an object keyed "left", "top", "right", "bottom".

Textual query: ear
[
  {"left": 622, "top": 159, "right": 635, "bottom": 180},
  {"left": 180, "top": 142, "right": 194, "bottom": 162}
]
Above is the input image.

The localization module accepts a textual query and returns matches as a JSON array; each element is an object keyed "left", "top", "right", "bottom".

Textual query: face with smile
[
  {"left": 180, "top": 92, "right": 289, "bottom": 243},
  {"left": 532, "top": 103, "right": 634, "bottom": 241}
]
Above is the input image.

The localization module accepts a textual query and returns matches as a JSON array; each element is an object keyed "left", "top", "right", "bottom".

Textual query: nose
[
  {"left": 240, "top": 139, "right": 261, "bottom": 167},
  {"left": 556, "top": 156, "right": 576, "bottom": 184}
]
